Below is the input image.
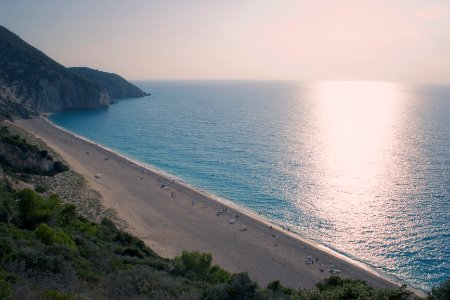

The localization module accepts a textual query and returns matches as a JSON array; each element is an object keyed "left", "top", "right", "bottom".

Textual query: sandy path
[{"left": 14, "top": 117, "right": 400, "bottom": 290}]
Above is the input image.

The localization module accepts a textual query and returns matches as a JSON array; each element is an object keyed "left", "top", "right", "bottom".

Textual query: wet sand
[{"left": 15, "top": 117, "right": 402, "bottom": 290}]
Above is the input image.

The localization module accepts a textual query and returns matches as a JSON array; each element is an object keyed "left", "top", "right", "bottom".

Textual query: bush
[
  {"left": 172, "top": 251, "right": 230, "bottom": 284},
  {"left": 52, "top": 161, "right": 69, "bottom": 174},
  {"left": 227, "top": 272, "right": 258, "bottom": 299},
  {"left": 297, "top": 276, "right": 413, "bottom": 300},
  {"left": 12, "top": 247, "right": 68, "bottom": 273},
  {"left": 35, "top": 223, "right": 77, "bottom": 250},
  {"left": 0, "top": 238, "right": 13, "bottom": 258},
  {"left": 207, "top": 265, "right": 232, "bottom": 285},
  {"left": 35, "top": 185, "right": 47, "bottom": 193},
  {"left": 267, "top": 280, "right": 292, "bottom": 297},
  {"left": 39, "top": 150, "right": 48, "bottom": 158},
  {"left": 120, "top": 246, "right": 144, "bottom": 258},
  {"left": 59, "top": 205, "right": 77, "bottom": 226},
  {"left": 17, "top": 189, "right": 50, "bottom": 228},
  {"left": 44, "top": 289, "right": 76, "bottom": 300},
  {"left": 173, "top": 251, "right": 212, "bottom": 277},
  {"left": 16, "top": 190, "right": 61, "bottom": 229},
  {"left": 0, "top": 277, "right": 11, "bottom": 300}
]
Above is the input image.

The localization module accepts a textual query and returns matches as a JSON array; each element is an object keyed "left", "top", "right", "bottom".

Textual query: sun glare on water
[{"left": 298, "top": 81, "right": 410, "bottom": 254}]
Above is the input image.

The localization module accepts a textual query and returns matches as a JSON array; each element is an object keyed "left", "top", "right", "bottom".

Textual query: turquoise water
[{"left": 50, "top": 81, "right": 449, "bottom": 291}]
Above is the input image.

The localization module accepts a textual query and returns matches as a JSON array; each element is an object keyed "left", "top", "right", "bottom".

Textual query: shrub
[
  {"left": 16, "top": 190, "right": 61, "bottom": 229},
  {"left": 39, "top": 150, "right": 48, "bottom": 158},
  {"left": 206, "top": 272, "right": 259, "bottom": 300},
  {"left": 173, "top": 251, "right": 212, "bottom": 277},
  {"left": 297, "top": 276, "right": 413, "bottom": 300},
  {"left": 59, "top": 205, "right": 77, "bottom": 226},
  {"left": 35, "top": 224, "right": 77, "bottom": 250},
  {"left": 44, "top": 289, "right": 76, "bottom": 300},
  {"left": 16, "top": 189, "right": 50, "bottom": 228},
  {"left": 52, "top": 161, "right": 69, "bottom": 174},
  {"left": 35, "top": 185, "right": 47, "bottom": 193},
  {"left": 207, "top": 265, "right": 231, "bottom": 284},
  {"left": 267, "top": 280, "right": 292, "bottom": 296},
  {"left": 120, "top": 246, "right": 144, "bottom": 258},
  {"left": 172, "top": 251, "right": 230, "bottom": 284},
  {"left": 0, "top": 204, "right": 10, "bottom": 222},
  {"left": 0, "top": 238, "right": 13, "bottom": 258},
  {"left": 0, "top": 278, "right": 11, "bottom": 300},
  {"left": 12, "top": 247, "right": 68, "bottom": 273}
]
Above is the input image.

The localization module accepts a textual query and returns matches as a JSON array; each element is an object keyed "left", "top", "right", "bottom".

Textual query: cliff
[
  {"left": 0, "top": 25, "right": 110, "bottom": 118},
  {"left": 0, "top": 126, "right": 68, "bottom": 175},
  {"left": 69, "top": 67, "right": 149, "bottom": 99}
]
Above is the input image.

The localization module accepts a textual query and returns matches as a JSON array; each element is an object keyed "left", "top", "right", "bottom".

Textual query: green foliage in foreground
[{"left": 0, "top": 182, "right": 443, "bottom": 299}]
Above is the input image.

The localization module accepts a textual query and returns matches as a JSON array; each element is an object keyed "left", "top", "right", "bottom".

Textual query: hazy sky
[{"left": 1, "top": 0, "right": 449, "bottom": 83}]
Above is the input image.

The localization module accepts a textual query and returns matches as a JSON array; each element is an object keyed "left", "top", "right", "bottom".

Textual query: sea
[{"left": 49, "top": 80, "right": 449, "bottom": 292}]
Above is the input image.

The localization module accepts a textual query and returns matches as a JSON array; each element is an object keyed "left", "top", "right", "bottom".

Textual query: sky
[{"left": 1, "top": 0, "right": 449, "bottom": 83}]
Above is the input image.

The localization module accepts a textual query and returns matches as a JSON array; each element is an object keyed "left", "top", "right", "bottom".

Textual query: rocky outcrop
[
  {"left": 69, "top": 67, "right": 150, "bottom": 99},
  {"left": 0, "top": 25, "right": 110, "bottom": 118},
  {"left": 0, "top": 126, "right": 68, "bottom": 175},
  {"left": 0, "top": 141, "right": 54, "bottom": 173}
]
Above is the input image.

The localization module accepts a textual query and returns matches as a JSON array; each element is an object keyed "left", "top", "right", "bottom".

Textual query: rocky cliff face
[
  {"left": 0, "top": 126, "right": 69, "bottom": 175},
  {"left": 69, "top": 67, "right": 149, "bottom": 99},
  {"left": 0, "top": 26, "right": 110, "bottom": 118},
  {"left": 0, "top": 141, "right": 54, "bottom": 173}
]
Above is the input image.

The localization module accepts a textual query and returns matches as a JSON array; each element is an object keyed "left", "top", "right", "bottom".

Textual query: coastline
[{"left": 13, "top": 116, "right": 423, "bottom": 295}]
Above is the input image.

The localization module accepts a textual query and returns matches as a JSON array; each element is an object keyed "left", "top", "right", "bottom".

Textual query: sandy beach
[{"left": 14, "top": 117, "right": 401, "bottom": 290}]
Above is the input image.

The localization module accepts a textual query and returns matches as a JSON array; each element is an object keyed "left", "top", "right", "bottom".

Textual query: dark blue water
[{"left": 50, "top": 80, "right": 449, "bottom": 291}]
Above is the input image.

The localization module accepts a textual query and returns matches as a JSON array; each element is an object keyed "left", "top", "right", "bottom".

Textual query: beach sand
[{"left": 14, "top": 117, "right": 401, "bottom": 290}]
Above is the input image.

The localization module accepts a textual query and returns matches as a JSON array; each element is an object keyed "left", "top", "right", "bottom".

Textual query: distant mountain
[
  {"left": 69, "top": 67, "right": 149, "bottom": 100},
  {"left": 0, "top": 25, "right": 110, "bottom": 118}
]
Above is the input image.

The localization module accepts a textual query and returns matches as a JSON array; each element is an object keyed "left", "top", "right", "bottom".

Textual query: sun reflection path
[{"left": 307, "top": 81, "right": 408, "bottom": 254}]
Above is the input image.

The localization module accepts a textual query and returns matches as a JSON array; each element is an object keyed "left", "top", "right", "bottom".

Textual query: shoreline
[{"left": 13, "top": 116, "right": 424, "bottom": 296}]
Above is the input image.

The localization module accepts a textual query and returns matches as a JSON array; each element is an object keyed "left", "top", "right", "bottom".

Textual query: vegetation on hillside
[{"left": 0, "top": 185, "right": 422, "bottom": 299}]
